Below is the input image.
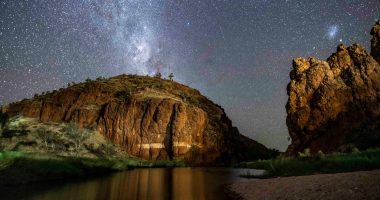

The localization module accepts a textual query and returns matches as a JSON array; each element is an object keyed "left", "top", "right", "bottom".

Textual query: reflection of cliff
[
  {"left": 286, "top": 21, "right": 380, "bottom": 155},
  {"left": 24, "top": 168, "right": 240, "bottom": 200}
]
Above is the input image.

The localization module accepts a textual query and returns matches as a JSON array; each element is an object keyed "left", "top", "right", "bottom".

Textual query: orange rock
[
  {"left": 3, "top": 75, "right": 270, "bottom": 164},
  {"left": 286, "top": 21, "right": 380, "bottom": 155}
]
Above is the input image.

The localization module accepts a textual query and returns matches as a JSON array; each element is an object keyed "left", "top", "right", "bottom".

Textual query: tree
[
  {"left": 66, "top": 121, "right": 91, "bottom": 156},
  {"left": 37, "top": 127, "right": 53, "bottom": 150},
  {"left": 168, "top": 73, "right": 174, "bottom": 81},
  {"left": 154, "top": 72, "right": 162, "bottom": 78}
]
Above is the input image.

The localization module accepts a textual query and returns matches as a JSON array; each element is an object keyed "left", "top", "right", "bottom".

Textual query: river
[{"left": 3, "top": 167, "right": 263, "bottom": 200}]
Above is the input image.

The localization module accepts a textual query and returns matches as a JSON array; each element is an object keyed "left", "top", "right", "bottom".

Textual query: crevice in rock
[{"left": 165, "top": 104, "right": 176, "bottom": 160}]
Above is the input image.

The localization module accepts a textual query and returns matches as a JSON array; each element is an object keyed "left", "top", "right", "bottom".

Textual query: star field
[{"left": 0, "top": 0, "right": 379, "bottom": 150}]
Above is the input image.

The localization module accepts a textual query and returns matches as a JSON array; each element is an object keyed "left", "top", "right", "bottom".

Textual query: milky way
[{"left": 0, "top": 0, "right": 379, "bottom": 150}]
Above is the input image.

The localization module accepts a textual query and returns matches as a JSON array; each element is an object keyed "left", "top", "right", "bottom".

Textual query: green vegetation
[
  {"left": 36, "top": 127, "right": 54, "bottom": 150},
  {"left": 0, "top": 151, "right": 186, "bottom": 186},
  {"left": 168, "top": 73, "right": 174, "bottom": 81},
  {"left": 154, "top": 72, "right": 162, "bottom": 78},
  {"left": 65, "top": 121, "right": 91, "bottom": 156},
  {"left": 238, "top": 148, "right": 380, "bottom": 178},
  {"left": 115, "top": 90, "right": 131, "bottom": 100}
]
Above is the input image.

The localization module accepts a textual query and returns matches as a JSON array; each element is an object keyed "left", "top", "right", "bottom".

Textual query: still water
[{"left": 5, "top": 168, "right": 262, "bottom": 200}]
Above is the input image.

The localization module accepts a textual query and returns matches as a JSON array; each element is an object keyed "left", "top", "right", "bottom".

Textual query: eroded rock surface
[
  {"left": 286, "top": 21, "right": 380, "bottom": 155},
  {"left": 1, "top": 75, "right": 270, "bottom": 163}
]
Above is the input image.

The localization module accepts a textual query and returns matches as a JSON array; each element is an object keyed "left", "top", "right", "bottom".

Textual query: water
[{"left": 2, "top": 168, "right": 263, "bottom": 200}]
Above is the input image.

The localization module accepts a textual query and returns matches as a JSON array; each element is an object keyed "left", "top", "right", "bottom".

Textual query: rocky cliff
[
  {"left": 1, "top": 75, "right": 270, "bottom": 163},
  {"left": 286, "top": 21, "right": 380, "bottom": 155}
]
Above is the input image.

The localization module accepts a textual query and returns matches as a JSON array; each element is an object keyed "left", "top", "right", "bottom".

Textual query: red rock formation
[
  {"left": 2, "top": 75, "right": 270, "bottom": 163},
  {"left": 286, "top": 21, "right": 380, "bottom": 155}
]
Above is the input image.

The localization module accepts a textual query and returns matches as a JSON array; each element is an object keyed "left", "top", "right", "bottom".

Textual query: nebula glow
[{"left": 327, "top": 25, "right": 338, "bottom": 40}]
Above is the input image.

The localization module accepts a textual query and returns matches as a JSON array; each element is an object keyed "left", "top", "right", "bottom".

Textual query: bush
[
  {"left": 65, "top": 121, "right": 91, "bottom": 156},
  {"left": 1, "top": 126, "right": 28, "bottom": 139},
  {"left": 154, "top": 72, "right": 162, "bottom": 78},
  {"left": 239, "top": 148, "right": 380, "bottom": 178},
  {"left": 115, "top": 91, "right": 131, "bottom": 100},
  {"left": 298, "top": 148, "right": 311, "bottom": 158},
  {"left": 37, "top": 127, "right": 55, "bottom": 150}
]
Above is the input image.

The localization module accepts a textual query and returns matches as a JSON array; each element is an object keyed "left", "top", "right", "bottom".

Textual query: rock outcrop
[
  {"left": 1, "top": 75, "right": 270, "bottom": 164},
  {"left": 286, "top": 21, "right": 380, "bottom": 155}
]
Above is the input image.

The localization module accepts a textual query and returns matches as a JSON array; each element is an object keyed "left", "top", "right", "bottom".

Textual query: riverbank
[
  {"left": 226, "top": 169, "right": 380, "bottom": 200},
  {"left": 237, "top": 148, "right": 380, "bottom": 178},
  {"left": 0, "top": 151, "right": 185, "bottom": 186}
]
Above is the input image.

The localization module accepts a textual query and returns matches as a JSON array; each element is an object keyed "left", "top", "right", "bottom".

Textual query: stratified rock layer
[
  {"left": 1, "top": 75, "right": 269, "bottom": 163},
  {"left": 286, "top": 21, "right": 380, "bottom": 155}
]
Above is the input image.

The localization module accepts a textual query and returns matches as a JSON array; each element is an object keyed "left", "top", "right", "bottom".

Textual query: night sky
[{"left": 0, "top": 0, "right": 379, "bottom": 150}]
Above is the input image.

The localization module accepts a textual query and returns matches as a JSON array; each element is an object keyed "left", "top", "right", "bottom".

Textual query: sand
[{"left": 226, "top": 170, "right": 380, "bottom": 200}]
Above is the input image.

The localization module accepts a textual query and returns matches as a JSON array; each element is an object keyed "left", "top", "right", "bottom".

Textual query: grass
[
  {"left": 0, "top": 151, "right": 186, "bottom": 186},
  {"left": 238, "top": 148, "right": 380, "bottom": 178}
]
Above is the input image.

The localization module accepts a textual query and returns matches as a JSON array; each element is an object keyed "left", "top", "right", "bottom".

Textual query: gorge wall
[{"left": 1, "top": 75, "right": 270, "bottom": 163}]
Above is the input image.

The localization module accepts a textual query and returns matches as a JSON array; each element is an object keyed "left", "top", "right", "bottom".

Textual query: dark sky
[{"left": 0, "top": 0, "right": 379, "bottom": 150}]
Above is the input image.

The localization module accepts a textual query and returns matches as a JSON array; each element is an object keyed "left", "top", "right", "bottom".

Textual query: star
[{"left": 0, "top": 0, "right": 379, "bottom": 151}]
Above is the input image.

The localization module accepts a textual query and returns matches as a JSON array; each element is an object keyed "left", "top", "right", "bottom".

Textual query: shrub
[
  {"left": 239, "top": 148, "right": 380, "bottom": 178},
  {"left": 298, "top": 148, "right": 311, "bottom": 158},
  {"left": 316, "top": 150, "right": 325, "bottom": 158},
  {"left": 168, "top": 73, "right": 174, "bottom": 81},
  {"left": 154, "top": 72, "right": 162, "bottom": 78},
  {"left": 65, "top": 121, "right": 91, "bottom": 156},
  {"left": 37, "top": 127, "right": 54, "bottom": 150},
  {"left": 115, "top": 91, "right": 131, "bottom": 100},
  {"left": 1, "top": 124, "right": 28, "bottom": 139},
  {"left": 103, "top": 141, "right": 116, "bottom": 156}
]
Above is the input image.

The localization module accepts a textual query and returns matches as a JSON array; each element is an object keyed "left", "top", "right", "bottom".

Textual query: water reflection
[{"left": 23, "top": 168, "right": 259, "bottom": 200}]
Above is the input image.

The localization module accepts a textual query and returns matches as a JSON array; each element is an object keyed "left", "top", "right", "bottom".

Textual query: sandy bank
[{"left": 226, "top": 170, "right": 380, "bottom": 200}]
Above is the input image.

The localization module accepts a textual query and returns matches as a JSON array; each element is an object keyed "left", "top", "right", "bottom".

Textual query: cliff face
[
  {"left": 1, "top": 75, "right": 269, "bottom": 163},
  {"left": 286, "top": 21, "right": 380, "bottom": 155}
]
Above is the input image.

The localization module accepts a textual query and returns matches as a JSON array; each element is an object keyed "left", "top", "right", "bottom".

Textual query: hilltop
[{"left": 0, "top": 74, "right": 273, "bottom": 164}]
